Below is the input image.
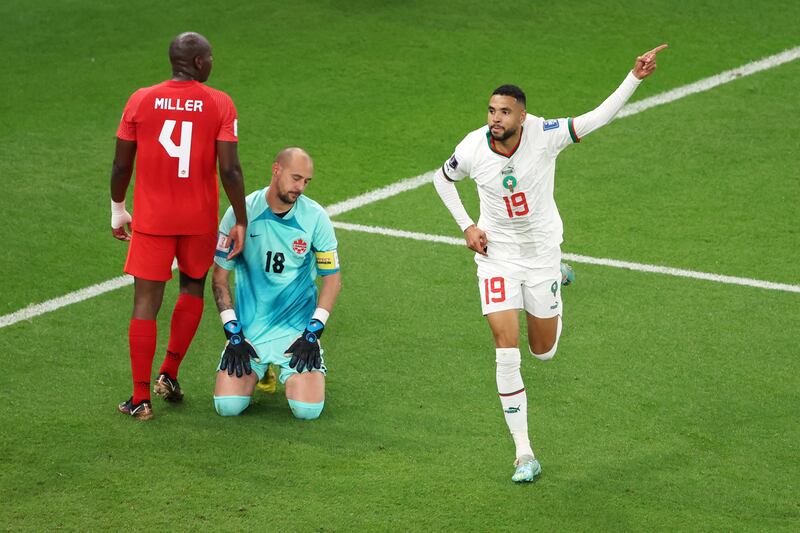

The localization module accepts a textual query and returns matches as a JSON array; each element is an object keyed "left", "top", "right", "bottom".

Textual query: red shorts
[{"left": 124, "top": 231, "right": 217, "bottom": 281}]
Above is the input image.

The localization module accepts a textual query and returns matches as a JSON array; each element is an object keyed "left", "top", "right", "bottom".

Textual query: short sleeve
[
  {"left": 213, "top": 206, "right": 237, "bottom": 270},
  {"left": 542, "top": 117, "right": 579, "bottom": 154},
  {"left": 440, "top": 134, "right": 475, "bottom": 182},
  {"left": 116, "top": 89, "right": 146, "bottom": 141},
  {"left": 216, "top": 92, "right": 238, "bottom": 142},
  {"left": 312, "top": 211, "right": 339, "bottom": 275}
]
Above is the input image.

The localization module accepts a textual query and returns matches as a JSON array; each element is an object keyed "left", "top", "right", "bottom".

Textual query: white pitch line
[
  {"left": 617, "top": 45, "right": 800, "bottom": 118},
  {"left": 0, "top": 274, "right": 134, "bottom": 328},
  {"left": 325, "top": 170, "right": 437, "bottom": 217},
  {"left": 327, "top": 45, "right": 800, "bottom": 214},
  {"left": 2, "top": 46, "right": 798, "bottom": 329},
  {"left": 332, "top": 222, "right": 800, "bottom": 294},
  {"left": 0, "top": 259, "right": 177, "bottom": 329}
]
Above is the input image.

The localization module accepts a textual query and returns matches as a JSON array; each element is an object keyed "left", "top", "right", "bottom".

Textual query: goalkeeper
[{"left": 212, "top": 147, "right": 341, "bottom": 420}]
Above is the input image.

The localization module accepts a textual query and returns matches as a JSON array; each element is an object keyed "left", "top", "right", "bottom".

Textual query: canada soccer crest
[{"left": 292, "top": 239, "right": 308, "bottom": 255}]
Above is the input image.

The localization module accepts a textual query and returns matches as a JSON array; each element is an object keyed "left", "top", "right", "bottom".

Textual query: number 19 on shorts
[{"left": 483, "top": 277, "right": 506, "bottom": 304}]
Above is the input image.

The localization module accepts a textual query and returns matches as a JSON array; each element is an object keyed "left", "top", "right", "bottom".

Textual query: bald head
[
  {"left": 269, "top": 147, "right": 314, "bottom": 208},
  {"left": 169, "top": 32, "right": 213, "bottom": 82},
  {"left": 275, "top": 147, "right": 313, "bottom": 168}
]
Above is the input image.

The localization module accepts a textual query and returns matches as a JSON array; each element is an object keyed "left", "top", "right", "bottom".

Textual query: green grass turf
[
  {"left": 1, "top": 0, "right": 799, "bottom": 530},
  {"left": 1, "top": 232, "right": 798, "bottom": 531},
  {"left": 2, "top": 0, "right": 799, "bottom": 312}
]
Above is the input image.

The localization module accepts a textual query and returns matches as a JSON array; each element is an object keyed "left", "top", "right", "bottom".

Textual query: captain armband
[{"left": 315, "top": 250, "right": 340, "bottom": 275}]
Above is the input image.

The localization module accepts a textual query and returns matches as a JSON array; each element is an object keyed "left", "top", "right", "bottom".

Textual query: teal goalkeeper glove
[{"left": 285, "top": 319, "right": 324, "bottom": 373}]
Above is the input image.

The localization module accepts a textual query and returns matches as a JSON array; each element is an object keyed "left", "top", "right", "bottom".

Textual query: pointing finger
[{"left": 647, "top": 44, "right": 668, "bottom": 55}]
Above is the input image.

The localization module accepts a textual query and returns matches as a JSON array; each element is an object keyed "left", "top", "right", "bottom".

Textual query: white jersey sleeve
[
  {"left": 539, "top": 117, "right": 578, "bottom": 155},
  {"left": 572, "top": 71, "right": 641, "bottom": 139},
  {"left": 440, "top": 132, "right": 478, "bottom": 182},
  {"left": 433, "top": 171, "right": 475, "bottom": 231},
  {"left": 539, "top": 70, "right": 642, "bottom": 155}
]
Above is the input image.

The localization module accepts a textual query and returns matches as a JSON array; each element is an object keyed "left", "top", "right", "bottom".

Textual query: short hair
[
  {"left": 274, "top": 147, "right": 312, "bottom": 166},
  {"left": 491, "top": 84, "right": 526, "bottom": 107}
]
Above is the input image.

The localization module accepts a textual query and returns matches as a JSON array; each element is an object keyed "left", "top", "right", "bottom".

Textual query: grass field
[{"left": 1, "top": 1, "right": 799, "bottom": 531}]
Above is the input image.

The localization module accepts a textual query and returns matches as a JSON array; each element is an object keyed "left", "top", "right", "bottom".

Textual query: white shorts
[{"left": 475, "top": 250, "right": 562, "bottom": 318}]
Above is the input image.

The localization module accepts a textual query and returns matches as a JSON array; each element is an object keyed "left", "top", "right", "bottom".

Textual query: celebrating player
[
  {"left": 433, "top": 45, "right": 668, "bottom": 481},
  {"left": 110, "top": 32, "right": 249, "bottom": 420},
  {"left": 212, "top": 148, "right": 341, "bottom": 420}
]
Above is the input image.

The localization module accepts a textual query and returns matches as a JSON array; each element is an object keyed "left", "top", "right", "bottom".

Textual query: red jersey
[{"left": 116, "top": 80, "right": 238, "bottom": 235}]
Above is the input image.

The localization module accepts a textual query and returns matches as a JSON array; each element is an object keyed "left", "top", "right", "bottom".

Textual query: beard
[
  {"left": 490, "top": 125, "right": 518, "bottom": 141},
  {"left": 277, "top": 191, "right": 298, "bottom": 204}
]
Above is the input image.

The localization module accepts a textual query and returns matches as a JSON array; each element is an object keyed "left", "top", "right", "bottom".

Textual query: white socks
[{"left": 496, "top": 347, "right": 534, "bottom": 459}]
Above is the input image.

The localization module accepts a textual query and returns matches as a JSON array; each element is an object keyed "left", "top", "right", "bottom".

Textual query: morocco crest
[{"left": 292, "top": 239, "right": 308, "bottom": 255}]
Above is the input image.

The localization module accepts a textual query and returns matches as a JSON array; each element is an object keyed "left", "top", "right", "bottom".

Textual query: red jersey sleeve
[
  {"left": 116, "top": 88, "right": 148, "bottom": 141},
  {"left": 214, "top": 92, "right": 238, "bottom": 142}
]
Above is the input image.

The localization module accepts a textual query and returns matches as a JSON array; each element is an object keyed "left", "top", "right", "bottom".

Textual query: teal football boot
[
  {"left": 560, "top": 262, "right": 575, "bottom": 286},
  {"left": 512, "top": 455, "right": 542, "bottom": 483}
]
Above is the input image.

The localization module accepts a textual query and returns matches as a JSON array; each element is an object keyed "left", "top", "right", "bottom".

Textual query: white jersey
[{"left": 441, "top": 114, "right": 577, "bottom": 261}]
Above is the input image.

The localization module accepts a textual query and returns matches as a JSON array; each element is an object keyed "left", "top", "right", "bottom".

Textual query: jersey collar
[
  {"left": 486, "top": 126, "right": 523, "bottom": 158},
  {"left": 253, "top": 188, "right": 305, "bottom": 231}
]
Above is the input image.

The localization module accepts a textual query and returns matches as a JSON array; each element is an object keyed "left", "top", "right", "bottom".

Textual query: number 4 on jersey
[{"left": 159, "top": 120, "right": 193, "bottom": 178}]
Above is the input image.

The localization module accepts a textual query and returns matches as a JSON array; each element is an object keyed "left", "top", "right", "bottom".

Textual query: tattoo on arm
[{"left": 212, "top": 278, "right": 234, "bottom": 313}]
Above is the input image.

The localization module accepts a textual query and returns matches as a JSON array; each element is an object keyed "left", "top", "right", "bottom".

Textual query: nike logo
[
  {"left": 504, "top": 406, "right": 521, "bottom": 414},
  {"left": 250, "top": 233, "right": 261, "bottom": 238}
]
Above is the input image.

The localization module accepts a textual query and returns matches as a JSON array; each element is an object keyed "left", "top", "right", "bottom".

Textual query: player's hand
[
  {"left": 111, "top": 201, "right": 132, "bottom": 241},
  {"left": 284, "top": 319, "right": 324, "bottom": 373},
  {"left": 464, "top": 224, "right": 488, "bottom": 256},
  {"left": 226, "top": 222, "right": 246, "bottom": 260},
  {"left": 220, "top": 320, "right": 259, "bottom": 377},
  {"left": 632, "top": 44, "right": 668, "bottom": 80}
]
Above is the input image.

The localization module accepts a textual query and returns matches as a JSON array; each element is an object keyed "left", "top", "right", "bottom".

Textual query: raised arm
[{"left": 572, "top": 44, "right": 668, "bottom": 140}]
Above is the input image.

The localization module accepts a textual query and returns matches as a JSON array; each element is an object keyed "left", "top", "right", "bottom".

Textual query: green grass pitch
[{"left": 1, "top": 1, "right": 798, "bottom": 531}]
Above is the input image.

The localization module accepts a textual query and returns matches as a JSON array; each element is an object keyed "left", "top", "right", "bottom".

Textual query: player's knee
[
  {"left": 530, "top": 316, "right": 562, "bottom": 361},
  {"left": 530, "top": 343, "right": 558, "bottom": 361},
  {"left": 288, "top": 399, "right": 324, "bottom": 420},
  {"left": 214, "top": 395, "right": 251, "bottom": 417}
]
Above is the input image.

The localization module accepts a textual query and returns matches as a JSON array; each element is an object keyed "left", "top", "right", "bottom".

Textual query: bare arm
[
  {"left": 217, "top": 141, "right": 248, "bottom": 259},
  {"left": 110, "top": 139, "right": 136, "bottom": 201},
  {"left": 212, "top": 264, "right": 234, "bottom": 313},
  {"left": 317, "top": 271, "right": 342, "bottom": 314},
  {"left": 109, "top": 138, "right": 137, "bottom": 240}
]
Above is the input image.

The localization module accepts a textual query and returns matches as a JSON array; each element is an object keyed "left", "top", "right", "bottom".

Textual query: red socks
[
  {"left": 159, "top": 293, "right": 204, "bottom": 380},
  {"left": 129, "top": 319, "right": 157, "bottom": 404}
]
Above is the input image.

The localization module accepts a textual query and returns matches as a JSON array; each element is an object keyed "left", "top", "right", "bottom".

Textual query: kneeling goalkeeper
[{"left": 212, "top": 147, "right": 341, "bottom": 420}]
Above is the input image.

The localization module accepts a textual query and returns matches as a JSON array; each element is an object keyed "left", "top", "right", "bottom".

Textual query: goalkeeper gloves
[
  {"left": 220, "top": 319, "right": 259, "bottom": 378},
  {"left": 285, "top": 319, "right": 324, "bottom": 373}
]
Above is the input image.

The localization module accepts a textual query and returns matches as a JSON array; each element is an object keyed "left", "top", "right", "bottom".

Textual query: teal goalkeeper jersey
[{"left": 214, "top": 188, "right": 340, "bottom": 344}]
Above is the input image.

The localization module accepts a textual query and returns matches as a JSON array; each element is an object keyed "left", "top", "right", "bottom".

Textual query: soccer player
[
  {"left": 211, "top": 147, "right": 341, "bottom": 420},
  {"left": 110, "top": 32, "right": 249, "bottom": 420},
  {"left": 433, "top": 45, "right": 668, "bottom": 481}
]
